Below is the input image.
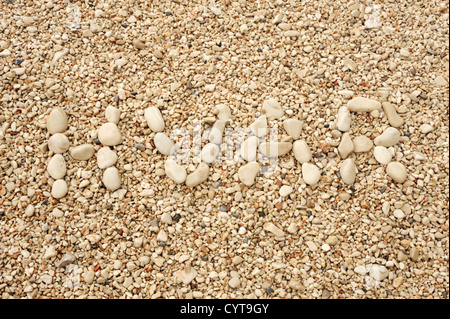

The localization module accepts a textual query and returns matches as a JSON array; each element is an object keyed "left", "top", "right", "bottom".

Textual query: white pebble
[
  {"left": 51, "top": 179, "right": 68, "bottom": 199},
  {"left": 97, "top": 147, "right": 118, "bottom": 169},
  {"left": 48, "top": 133, "right": 70, "bottom": 154},
  {"left": 98, "top": 123, "right": 122, "bottom": 146},
  {"left": 102, "top": 167, "right": 121, "bottom": 191}
]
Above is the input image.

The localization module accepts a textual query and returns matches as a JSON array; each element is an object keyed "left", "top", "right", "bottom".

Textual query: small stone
[
  {"left": 263, "top": 222, "right": 285, "bottom": 237},
  {"left": 132, "top": 39, "right": 146, "bottom": 50},
  {"left": 154, "top": 133, "right": 175, "bottom": 156},
  {"left": 394, "top": 209, "right": 405, "bottom": 219},
  {"left": 185, "top": 162, "right": 209, "bottom": 187},
  {"left": 24, "top": 204, "right": 35, "bottom": 217},
  {"left": 262, "top": 98, "right": 284, "bottom": 119},
  {"left": 97, "top": 147, "right": 118, "bottom": 169},
  {"left": 306, "top": 241, "right": 318, "bottom": 251},
  {"left": 382, "top": 102, "right": 404, "bottom": 128},
  {"left": 157, "top": 230, "right": 168, "bottom": 242},
  {"left": 282, "top": 118, "right": 302, "bottom": 140},
  {"left": 208, "top": 120, "right": 226, "bottom": 144},
  {"left": 238, "top": 162, "right": 260, "bottom": 186},
  {"left": 46, "top": 107, "right": 68, "bottom": 134},
  {"left": 105, "top": 106, "right": 120, "bottom": 124},
  {"left": 279, "top": 185, "right": 293, "bottom": 197},
  {"left": 293, "top": 140, "right": 312, "bottom": 164},
  {"left": 202, "top": 143, "right": 220, "bottom": 163},
  {"left": 98, "top": 123, "right": 122, "bottom": 146},
  {"left": 343, "top": 59, "right": 357, "bottom": 71},
  {"left": 48, "top": 133, "right": 70, "bottom": 154},
  {"left": 353, "top": 135, "right": 373, "bottom": 153},
  {"left": 302, "top": 163, "right": 321, "bottom": 185},
  {"left": 354, "top": 266, "right": 367, "bottom": 275},
  {"left": 216, "top": 104, "right": 231, "bottom": 121},
  {"left": 326, "top": 236, "right": 339, "bottom": 245},
  {"left": 338, "top": 133, "right": 354, "bottom": 159},
  {"left": 249, "top": 115, "right": 267, "bottom": 137},
  {"left": 84, "top": 270, "right": 95, "bottom": 284},
  {"left": 174, "top": 262, "right": 197, "bottom": 285},
  {"left": 56, "top": 253, "right": 76, "bottom": 268},
  {"left": 386, "top": 162, "right": 407, "bottom": 183},
  {"left": 410, "top": 247, "right": 420, "bottom": 261},
  {"left": 165, "top": 159, "right": 187, "bottom": 184},
  {"left": 70, "top": 144, "right": 95, "bottom": 160},
  {"left": 285, "top": 30, "right": 301, "bottom": 37},
  {"left": 369, "top": 265, "right": 389, "bottom": 282},
  {"left": 322, "top": 243, "right": 331, "bottom": 251},
  {"left": 373, "top": 146, "right": 391, "bottom": 165},
  {"left": 229, "top": 277, "right": 241, "bottom": 288},
  {"left": 47, "top": 154, "right": 66, "bottom": 179},
  {"left": 347, "top": 97, "right": 381, "bottom": 112},
  {"left": 144, "top": 107, "right": 165, "bottom": 132},
  {"left": 44, "top": 245, "right": 57, "bottom": 259},
  {"left": 434, "top": 75, "right": 448, "bottom": 86},
  {"left": 374, "top": 127, "right": 401, "bottom": 147},
  {"left": 419, "top": 124, "right": 433, "bottom": 134},
  {"left": 340, "top": 158, "right": 356, "bottom": 185},
  {"left": 102, "top": 167, "right": 121, "bottom": 191},
  {"left": 259, "top": 142, "right": 292, "bottom": 157},
  {"left": 336, "top": 106, "right": 351, "bottom": 132},
  {"left": 160, "top": 212, "right": 172, "bottom": 224},
  {"left": 240, "top": 136, "right": 259, "bottom": 162},
  {"left": 288, "top": 280, "right": 304, "bottom": 291},
  {"left": 51, "top": 180, "right": 68, "bottom": 199}
]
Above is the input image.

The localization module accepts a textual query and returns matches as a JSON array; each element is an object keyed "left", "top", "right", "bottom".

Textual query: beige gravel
[{"left": 0, "top": 0, "right": 448, "bottom": 299}]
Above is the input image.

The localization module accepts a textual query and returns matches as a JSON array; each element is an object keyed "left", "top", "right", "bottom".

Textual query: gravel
[{"left": 0, "top": 0, "right": 448, "bottom": 300}]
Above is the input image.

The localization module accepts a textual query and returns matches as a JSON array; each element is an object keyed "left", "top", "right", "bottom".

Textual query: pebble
[
  {"left": 259, "top": 142, "right": 292, "bottom": 157},
  {"left": 302, "top": 163, "right": 321, "bottom": 185},
  {"left": 373, "top": 146, "right": 392, "bottom": 165},
  {"left": 369, "top": 265, "right": 389, "bottom": 282},
  {"left": 102, "top": 167, "right": 121, "bottom": 191},
  {"left": 374, "top": 127, "right": 401, "bottom": 147},
  {"left": 97, "top": 147, "right": 118, "bottom": 169},
  {"left": 238, "top": 162, "right": 260, "bottom": 186},
  {"left": 386, "top": 162, "right": 407, "bottom": 183},
  {"left": 289, "top": 280, "right": 304, "bottom": 291},
  {"left": 262, "top": 98, "right": 284, "bottom": 119},
  {"left": 419, "top": 124, "right": 433, "bottom": 134},
  {"left": 98, "top": 123, "right": 122, "bottom": 146},
  {"left": 347, "top": 97, "right": 382, "bottom": 112},
  {"left": 279, "top": 185, "right": 293, "bottom": 197},
  {"left": 46, "top": 107, "right": 68, "bottom": 134},
  {"left": 70, "top": 144, "right": 95, "bottom": 161},
  {"left": 154, "top": 133, "right": 175, "bottom": 156},
  {"left": 174, "top": 262, "right": 197, "bottom": 285},
  {"left": 410, "top": 247, "right": 420, "bottom": 261},
  {"left": 338, "top": 133, "right": 354, "bottom": 159},
  {"left": 240, "top": 136, "right": 259, "bottom": 162},
  {"left": 216, "top": 104, "right": 231, "bottom": 121},
  {"left": 394, "top": 209, "right": 405, "bottom": 219},
  {"left": 282, "top": 118, "right": 302, "bottom": 140},
  {"left": 51, "top": 179, "right": 68, "bottom": 199},
  {"left": 353, "top": 136, "right": 373, "bottom": 153},
  {"left": 336, "top": 106, "right": 351, "bottom": 132},
  {"left": 48, "top": 133, "right": 70, "bottom": 154},
  {"left": 105, "top": 106, "right": 120, "bottom": 124},
  {"left": 228, "top": 277, "right": 241, "bottom": 289},
  {"left": 157, "top": 230, "right": 168, "bottom": 242},
  {"left": 185, "top": 162, "right": 209, "bottom": 187},
  {"left": 24, "top": 204, "right": 35, "bottom": 217},
  {"left": 249, "top": 115, "right": 268, "bottom": 137},
  {"left": 44, "top": 245, "right": 57, "bottom": 259},
  {"left": 201, "top": 143, "right": 220, "bottom": 163},
  {"left": 382, "top": 102, "right": 404, "bottom": 128},
  {"left": 47, "top": 154, "right": 66, "bottom": 179},
  {"left": 263, "top": 222, "right": 285, "bottom": 237},
  {"left": 165, "top": 159, "right": 187, "bottom": 184},
  {"left": 56, "top": 253, "right": 76, "bottom": 268},
  {"left": 144, "top": 107, "right": 165, "bottom": 132},
  {"left": 160, "top": 212, "right": 172, "bottom": 224},
  {"left": 293, "top": 140, "right": 312, "bottom": 164},
  {"left": 434, "top": 75, "right": 448, "bottom": 86},
  {"left": 340, "top": 158, "right": 356, "bottom": 185},
  {"left": 326, "top": 236, "right": 339, "bottom": 245},
  {"left": 209, "top": 120, "right": 226, "bottom": 144}
]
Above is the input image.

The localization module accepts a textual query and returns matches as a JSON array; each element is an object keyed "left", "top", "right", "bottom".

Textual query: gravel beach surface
[{"left": 0, "top": 0, "right": 448, "bottom": 299}]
